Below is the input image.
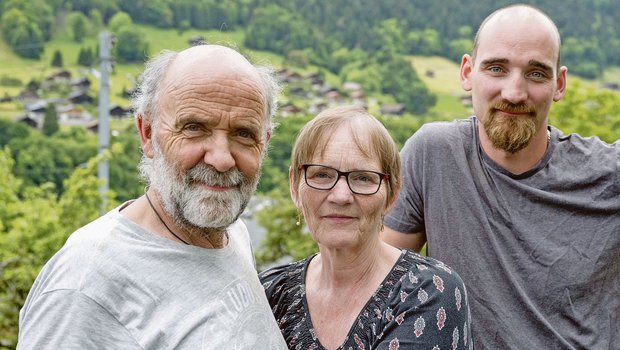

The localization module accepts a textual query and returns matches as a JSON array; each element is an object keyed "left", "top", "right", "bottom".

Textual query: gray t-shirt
[
  {"left": 385, "top": 117, "right": 620, "bottom": 349},
  {"left": 18, "top": 204, "right": 287, "bottom": 349}
]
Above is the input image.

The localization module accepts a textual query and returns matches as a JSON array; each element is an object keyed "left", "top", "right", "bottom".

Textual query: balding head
[
  {"left": 133, "top": 44, "right": 280, "bottom": 133},
  {"left": 165, "top": 45, "right": 262, "bottom": 85},
  {"left": 472, "top": 4, "right": 561, "bottom": 71}
]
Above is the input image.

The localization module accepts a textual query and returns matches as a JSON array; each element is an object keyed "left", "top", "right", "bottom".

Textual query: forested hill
[{"left": 2, "top": 0, "right": 619, "bottom": 81}]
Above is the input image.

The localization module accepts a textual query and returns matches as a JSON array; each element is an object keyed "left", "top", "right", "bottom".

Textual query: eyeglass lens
[{"left": 304, "top": 165, "right": 382, "bottom": 194}]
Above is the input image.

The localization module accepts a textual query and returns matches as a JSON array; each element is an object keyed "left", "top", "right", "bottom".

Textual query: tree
[
  {"left": 89, "top": 9, "right": 104, "bottom": 33},
  {"left": 254, "top": 188, "right": 318, "bottom": 269},
  {"left": 42, "top": 104, "right": 59, "bottom": 136},
  {"left": 108, "top": 125, "right": 144, "bottom": 202},
  {"left": 550, "top": 80, "right": 620, "bottom": 143},
  {"left": 108, "top": 11, "right": 133, "bottom": 34},
  {"left": 106, "top": 12, "right": 149, "bottom": 63},
  {"left": 118, "top": 0, "right": 173, "bottom": 28},
  {"left": 407, "top": 29, "right": 441, "bottom": 56},
  {"left": 11, "top": 129, "right": 97, "bottom": 192},
  {"left": 0, "top": 150, "right": 113, "bottom": 348},
  {"left": 0, "top": 119, "right": 30, "bottom": 149},
  {"left": 244, "top": 4, "right": 323, "bottom": 56},
  {"left": 366, "top": 18, "right": 407, "bottom": 54},
  {"left": 447, "top": 38, "right": 473, "bottom": 63},
  {"left": 3, "top": 0, "right": 54, "bottom": 40},
  {"left": 77, "top": 46, "right": 94, "bottom": 67},
  {"left": 562, "top": 37, "right": 605, "bottom": 79},
  {"left": 1, "top": 8, "right": 45, "bottom": 59},
  {"left": 51, "top": 49, "right": 63, "bottom": 68},
  {"left": 258, "top": 115, "right": 311, "bottom": 193},
  {"left": 113, "top": 27, "right": 149, "bottom": 63},
  {"left": 68, "top": 11, "right": 89, "bottom": 43},
  {"left": 340, "top": 60, "right": 382, "bottom": 95}
]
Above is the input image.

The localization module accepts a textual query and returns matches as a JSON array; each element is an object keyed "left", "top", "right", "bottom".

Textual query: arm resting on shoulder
[{"left": 381, "top": 227, "right": 427, "bottom": 252}]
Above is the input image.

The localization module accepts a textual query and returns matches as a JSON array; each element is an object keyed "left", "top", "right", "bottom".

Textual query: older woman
[{"left": 259, "top": 106, "right": 472, "bottom": 349}]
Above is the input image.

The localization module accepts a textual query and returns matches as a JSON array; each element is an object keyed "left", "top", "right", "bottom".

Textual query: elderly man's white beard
[{"left": 146, "top": 141, "right": 259, "bottom": 231}]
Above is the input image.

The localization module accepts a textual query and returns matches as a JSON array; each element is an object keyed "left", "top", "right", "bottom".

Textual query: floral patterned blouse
[{"left": 259, "top": 250, "right": 473, "bottom": 350}]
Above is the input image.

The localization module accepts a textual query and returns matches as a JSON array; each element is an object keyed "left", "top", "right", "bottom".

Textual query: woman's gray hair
[{"left": 131, "top": 47, "right": 281, "bottom": 133}]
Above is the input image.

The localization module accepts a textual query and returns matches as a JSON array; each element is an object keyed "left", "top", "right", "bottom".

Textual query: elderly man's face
[{"left": 148, "top": 65, "right": 268, "bottom": 230}]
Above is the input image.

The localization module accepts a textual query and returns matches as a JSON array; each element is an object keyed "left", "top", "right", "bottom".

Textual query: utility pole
[{"left": 98, "top": 32, "right": 113, "bottom": 214}]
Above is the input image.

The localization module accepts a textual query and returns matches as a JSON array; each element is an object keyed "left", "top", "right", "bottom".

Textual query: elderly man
[
  {"left": 383, "top": 4, "right": 620, "bottom": 350},
  {"left": 18, "top": 45, "right": 287, "bottom": 349}
]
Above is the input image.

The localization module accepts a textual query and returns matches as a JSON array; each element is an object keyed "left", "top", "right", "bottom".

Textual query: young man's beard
[
  {"left": 142, "top": 139, "right": 259, "bottom": 234},
  {"left": 482, "top": 102, "right": 539, "bottom": 154}
]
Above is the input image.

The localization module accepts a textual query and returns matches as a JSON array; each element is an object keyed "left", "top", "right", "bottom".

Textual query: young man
[
  {"left": 383, "top": 4, "right": 619, "bottom": 349},
  {"left": 18, "top": 45, "right": 287, "bottom": 349}
]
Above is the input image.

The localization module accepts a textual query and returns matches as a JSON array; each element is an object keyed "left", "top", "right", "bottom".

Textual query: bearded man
[
  {"left": 18, "top": 45, "right": 288, "bottom": 349},
  {"left": 382, "top": 4, "right": 620, "bottom": 349}
]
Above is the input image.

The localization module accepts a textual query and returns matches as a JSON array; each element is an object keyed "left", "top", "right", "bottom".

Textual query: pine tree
[
  {"left": 51, "top": 49, "right": 63, "bottom": 67},
  {"left": 42, "top": 103, "right": 59, "bottom": 136},
  {"left": 77, "top": 47, "right": 94, "bottom": 67}
]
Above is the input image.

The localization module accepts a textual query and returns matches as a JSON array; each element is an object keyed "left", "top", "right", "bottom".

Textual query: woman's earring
[{"left": 296, "top": 211, "right": 302, "bottom": 226}]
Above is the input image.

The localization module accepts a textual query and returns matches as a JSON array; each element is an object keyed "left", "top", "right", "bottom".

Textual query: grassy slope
[{"left": 410, "top": 55, "right": 471, "bottom": 121}]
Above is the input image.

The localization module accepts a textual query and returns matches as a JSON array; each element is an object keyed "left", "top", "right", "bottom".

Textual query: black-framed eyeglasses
[{"left": 299, "top": 164, "right": 389, "bottom": 195}]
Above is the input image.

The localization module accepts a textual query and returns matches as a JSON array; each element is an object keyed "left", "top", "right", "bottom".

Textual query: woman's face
[{"left": 292, "top": 126, "right": 388, "bottom": 250}]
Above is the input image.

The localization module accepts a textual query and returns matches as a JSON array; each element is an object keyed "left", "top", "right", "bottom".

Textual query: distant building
[
  {"left": 343, "top": 81, "right": 362, "bottom": 92},
  {"left": 110, "top": 104, "right": 131, "bottom": 118},
  {"left": 380, "top": 103, "right": 405, "bottom": 116},
  {"left": 187, "top": 36, "right": 207, "bottom": 46},
  {"left": 15, "top": 115, "right": 40, "bottom": 129},
  {"left": 71, "top": 77, "right": 91, "bottom": 90},
  {"left": 460, "top": 94, "right": 472, "bottom": 107},
  {"left": 25, "top": 100, "right": 48, "bottom": 113},
  {"left": 50, "top": 69, "right": 71, "bottom": 80},
  {"left": 277, "top": 69, "right": 302, "bottom": 83},
  {"left": 68, "top": 91, "right": 94, "bottom": 104},
  {"left": 306, "top": 72, "right": 324, "bottom": 86},
  {"left": 280, "top": 102, "right": 302, "bottom": 117}
]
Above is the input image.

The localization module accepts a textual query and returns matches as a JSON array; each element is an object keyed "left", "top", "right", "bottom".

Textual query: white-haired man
[{"left": 18, "top": 45, "right": 287, "bottom": 349}]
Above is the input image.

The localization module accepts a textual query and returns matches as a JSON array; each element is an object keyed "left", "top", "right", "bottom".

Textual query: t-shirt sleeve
[
  {"left": 18, "top": 289, "right": 142, "bottom": 349},
  {"left": 384, "top": 126, "right": 429, "bottom": 234}
]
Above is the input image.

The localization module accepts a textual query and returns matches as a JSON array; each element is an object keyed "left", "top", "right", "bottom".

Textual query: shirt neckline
[
  {"left": 472, "top": 116, "right": 556, "bottom": 179},
  {"left": 300, "top": 250, "right": 410, "bottom": 349}
]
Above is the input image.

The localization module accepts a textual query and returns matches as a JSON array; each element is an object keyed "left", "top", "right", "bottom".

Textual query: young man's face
[{"left": 460, "top": 13, "right": 566, "bottom": 153}]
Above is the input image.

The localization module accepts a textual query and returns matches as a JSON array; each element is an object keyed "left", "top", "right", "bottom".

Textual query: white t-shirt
[{"left": 18, "top": 204, "right": 287, "bottom": 349}]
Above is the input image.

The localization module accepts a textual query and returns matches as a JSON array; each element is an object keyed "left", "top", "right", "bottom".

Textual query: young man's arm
[{"left": 381, "top": 227, "right": 427, "bottom": 253}]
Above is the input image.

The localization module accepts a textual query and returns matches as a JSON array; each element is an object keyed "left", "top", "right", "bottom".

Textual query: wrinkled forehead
[
  {"left": 157, "top": 46, "right": 267, "bottom": 118},
  {"left": 165, "top": 46, "right": 263, "bottom": 91}
]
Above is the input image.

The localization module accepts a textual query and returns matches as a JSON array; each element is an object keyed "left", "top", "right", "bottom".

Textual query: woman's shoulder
[
  {"left": 259, "top": 256, "right": 312, "bottom": 296},
  {"left": 395, "top": 250, "right": 468, "bottom": 295}
]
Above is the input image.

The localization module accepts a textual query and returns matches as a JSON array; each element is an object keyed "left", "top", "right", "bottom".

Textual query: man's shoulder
[
  {"left": 31, "top": 210, "right": 131, "bottom": 292},
  {"left": 401, "top": 117, "right": 476, "bottom": 158},
  {"left": 553, "top": 128, "right": 620, "bottom": 169},
  {"left": 555, "top": 128, "right": 619, "bottom": 150},
  {"left": 410, "top": 116, "right": 475, "bottom": 144}
]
